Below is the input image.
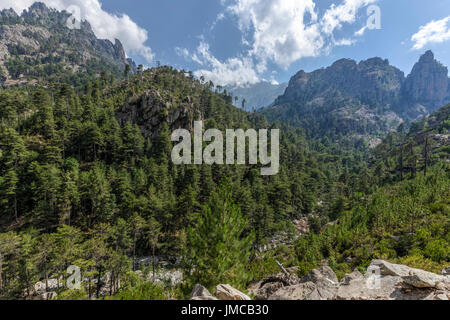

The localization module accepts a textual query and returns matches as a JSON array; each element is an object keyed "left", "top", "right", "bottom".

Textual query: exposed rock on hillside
[
  {"left": 250, "top": 260, "right": 449, "bottom": 300},
  {"left": 190, "top": 284, "right": 218, "bottom": 301},
  {"left": 262, "top": 51, "right": 450, "bottom": 142},
  {"left": 115, "top": 89, "right": 200, "bottom": 139},
  {"left": 403, "top": 50, "right": 450, "bottom": 114},
  {"left": 0, "top": 2, "right": 132, "bottom": 85},
  {"left": 189, "top": 284, "right": 250, "bottom": 301},
  {"left": 215, "top": 284, "right": 251, "bottom": 300}
]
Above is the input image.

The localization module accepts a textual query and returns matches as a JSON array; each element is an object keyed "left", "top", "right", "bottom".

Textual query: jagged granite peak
[
  {"left": 403, "top": 50, "right": 449, "bottom": 110},
  {"left": 0, "top": 2, "right": 135, "bottom": 86},
  {"left": 263, "top": 51, "right": 450, "bottom": 144},
  {"left": 279, "top": 56, "right": 404, "bottom": 108},
  {"left": 22, "top": 2, "right": 51, "bottom": 18},
  {"left": 0, "top": 8, "right": 18, "bottom": 19}
]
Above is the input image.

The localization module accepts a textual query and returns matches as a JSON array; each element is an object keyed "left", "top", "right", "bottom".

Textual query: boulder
[
  {"left": 249, "top": 281, "right": 284, "bottom": 300},
  {"left": 403, "top": 272, "right": 448, "bottom": 289},
  {"left": 442, "top": 267, "right": 450, "bottom": 276},
  {"left": 268, "top": 266, "right": 339, "bottom": 300},
  {"left": 248, "top": 272, "right": 300, "bottom": 300},
  {"left": 250, "top": 260, "right": 450, "bottom": 300},
  {"left": 190, "top": 284, "right": 218, "bottom": 300},
  {"left": 340, "top": 270, "right": 363, "bottom": 286},
  {"left": 370, "top": 259, "right": 412, "bottom": 277},
  {"left": 268, "top": 282, "right": 316, "bottom": 300},
  {"left": 371, "top": 259, "right": 448, "bottom": 289},
  {"left": 299, "top": 266, "right": 339, "bottom": 300},
  {"left": 215, "top": 284, "right": 251, "bottom": 301},
  {"left": 337, "top": 273, "right": 404, "bottom": 300}
]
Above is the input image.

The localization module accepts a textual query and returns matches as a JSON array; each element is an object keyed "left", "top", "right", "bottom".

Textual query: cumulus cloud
[
  {"left": 191, "top": 0, "right": 378, "bottom": 86},
  {"left": 192, "top": 42, "right": 260, "bottom": 87},
  {"left": 0, "top": 0, "right": 155, "bottom": 62},
  {"left": 321, "top": 0, "right": 377, "bottom": 35},
  {"left": 411, "top": 16, "right": 450, "bottom": 50}
]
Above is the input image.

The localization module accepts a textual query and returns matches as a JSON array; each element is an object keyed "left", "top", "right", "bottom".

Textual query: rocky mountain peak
[
  {"left": 23, "top": 2, "right": 51, "bottom": 18},
  {"left": 419, "top": 50, "right": 435, "bottom": 63},
  {"left": 0, "top": 8, "right": 18, "bottom": 19},
  {"left": 0, "top": 2, "right": 134, "bottom": 86},
  {"left": 403, "top": 50, "right": 449, "bottom": 110}
]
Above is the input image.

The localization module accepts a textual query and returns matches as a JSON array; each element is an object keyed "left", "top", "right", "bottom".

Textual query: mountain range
[
  {"left": 0, "top": 2, "right": 449, "bottom": 301},
  {"left": 262, "top": 51, "right": 450, "bottom": 145}
]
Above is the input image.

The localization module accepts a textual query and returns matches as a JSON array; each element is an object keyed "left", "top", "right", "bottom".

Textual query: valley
[{"left": 0, "top": 2, "right": 448, "bottom": 302}]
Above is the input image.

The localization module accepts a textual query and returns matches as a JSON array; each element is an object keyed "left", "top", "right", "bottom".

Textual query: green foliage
[
  {"left": 105, "top": 282, "right": 166, "bottom": 300},
  {"left": 294, "top": 164, "right": 450, "bottom": 275},
  {"left": 185, "top": 181, "right": 255, "bottom": 291}
]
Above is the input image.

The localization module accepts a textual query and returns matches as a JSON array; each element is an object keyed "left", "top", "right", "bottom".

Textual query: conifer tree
[{"left": 185, "top": 180, "right": 254, "bottom": 290}]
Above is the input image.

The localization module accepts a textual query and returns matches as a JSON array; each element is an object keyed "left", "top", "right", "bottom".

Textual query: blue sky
[{"left": 2, "top": 0, "right": 450, "bottom": 86}]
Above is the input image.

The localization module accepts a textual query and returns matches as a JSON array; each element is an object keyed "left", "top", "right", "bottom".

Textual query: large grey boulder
[
  {"left": 268, "top": 266, "right": 339, "bottom": 300},
  {"left": 268, "top": 282, "right": 316, "bottom": 300},
  {"left": 340, "top": 270, "right": 363, "bottom": 285},
  {"left": 248, "top": 272, "right": 300, "bottom": 300},
  {"left": 190, "top": 284, "right": 218, "bottom": 300},
  {"left": 215, "top": 284, "right": 251, "bottom": 300},
  {"left": 337, "top": 260, "right": 450, "bottom": 300},
  {"left": 299, "top": 266, "right": 339, "bottom": 300},
  {"left": 337, "top": 272, "right": 404, "bottom": 300},
  {"left": 371, "top": 260, "right": 448, "bottom": 289}
]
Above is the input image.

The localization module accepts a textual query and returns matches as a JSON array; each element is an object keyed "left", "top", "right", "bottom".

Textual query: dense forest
[
  {"left": 0, "top": 66, "right": 369, "bottom": 299},
  {"left": 0, "top": 63, "right": 448, "bottom": 299}
]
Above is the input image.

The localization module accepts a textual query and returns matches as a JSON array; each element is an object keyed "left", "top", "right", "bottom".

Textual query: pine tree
[{"left": 185, "top": 180, "right": 254, "bottom": 290}]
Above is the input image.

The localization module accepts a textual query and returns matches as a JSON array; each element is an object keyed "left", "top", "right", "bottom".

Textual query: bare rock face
[
  {"left": 0, "top": 2, "right": 132, "bottom": 85},
  {"left": 190, "top": 284, "right": 218, "bottom": 301},
  {"left": 403, "top": 50, "right": 450, "bottom": 112},
  {"left": 215, "top": 284, "right": 251, "bottom": 301},
  {"left": 115, "top": 89, "right": 199, "bottom": 139}
]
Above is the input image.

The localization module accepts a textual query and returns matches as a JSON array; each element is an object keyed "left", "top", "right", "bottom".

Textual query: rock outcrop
[
  {"left": 190, "top": 284, "right": 218, "bottom": 301},
  {"left": 266, "top": 266, "right": 339, "bottom": 300},
  {"left": 0, "top": 2, "right": 133, "bottom": 86},
  {"left": 190, "top": 284, "right": 250, "bottom": 301},
  {"left": 250, "top": 260, "right": 450, "bottom": 300},
  {"left": 262, "top": 51, "right": 450, "bottom": 142},
  {"left": 115, "top": 89, "right": 200, "bottom": 139},
  {"left": 215, "top": 284, "right": 251, "bottom": 300},
  {"left": 403, "top": 50, "right": 450, "bottom": 113}
]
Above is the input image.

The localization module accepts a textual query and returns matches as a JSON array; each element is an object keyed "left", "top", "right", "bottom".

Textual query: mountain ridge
[
  {"left": 0, "top": 2, "right": 135, "bottom": 87},
  {"left": 261, "top": 51, "right": 450, "bottom": 145}
]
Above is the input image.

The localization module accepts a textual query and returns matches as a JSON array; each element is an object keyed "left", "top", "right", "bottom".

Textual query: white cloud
[
  {"left": 192, "top": 0, "right": 378, "bottom": 86},
  {"left": 321, "top": 0, "right": 377, "bottom": 35},
  {"left": 193, "top": 42, "right": 260, "bottom": 87},
  {"left": 411, "top": 16, "right": 450, "bottom": 50},
  {"left": 0, "top": 0, "right": 155, "bottom": 62},
  {"left": 228, "top": 0, "right": 321, "bottom": 70}
]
